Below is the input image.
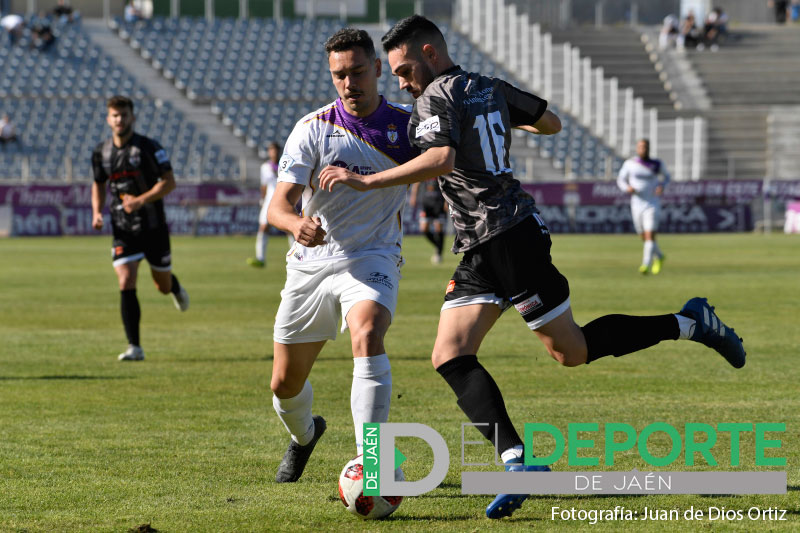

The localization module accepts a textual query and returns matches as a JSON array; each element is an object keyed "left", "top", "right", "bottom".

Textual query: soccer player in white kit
[
  {"left": 266, "top": 28, "right": 418, "bottom": 483},
  {"left": 617, "top": 139, "right": 671, "bottom": 274},
  {"left": 248, "top": 141, "right": 281, "bottom": 268}
]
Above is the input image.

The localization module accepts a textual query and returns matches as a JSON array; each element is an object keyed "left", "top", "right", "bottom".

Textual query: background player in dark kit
[
  {"left": 410, "top": 179, "right": 447, "bottom": 264},
  {"left": 91, "top": 95, "right": 189, "bottom": 362},
  {"left": 320, "top": 15, "right": 746, "bottom": 519}
]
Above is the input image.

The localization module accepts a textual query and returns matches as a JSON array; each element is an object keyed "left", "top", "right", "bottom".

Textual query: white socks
[
  {"left": 256, "top": 230, "right": 267, "bottom": 262},
  {"left": 273, "top": 380, "right": 315, "bottom": 445},
  {"left": 674, "top": 314, "right": 696, "bottom": 340},
  {"left": 642, "top": 239, "right": 655, "bottom": 267},
  {"left": 501, "top": 444, "right": 524, "bottom": 464},
  {"left": 352, "top": 354, "right": 392, "bottom": 455},
  {"left": 652, "top": 240, "right": 663, "bottom": 260}
]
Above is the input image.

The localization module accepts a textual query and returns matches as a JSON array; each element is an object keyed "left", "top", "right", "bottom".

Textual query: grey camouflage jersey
[{"left": 409, "top": 66, "right": 548, "bottom": 253}]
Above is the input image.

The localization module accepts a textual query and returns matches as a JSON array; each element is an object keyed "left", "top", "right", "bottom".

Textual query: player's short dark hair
[
  {"left": 107, "top": 95, "right": 134, "bottom": 113},
  {"left": 324, "top": 28, "right": 376, "bottom": 59},
  {"left": 268, "top": 141, "right": 281, "bottom": 150},
  {"left": 381, "top": 15, "right": 446, "bottom": 54}
]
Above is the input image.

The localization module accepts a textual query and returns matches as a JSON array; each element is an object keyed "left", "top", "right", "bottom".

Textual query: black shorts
[
  {"left": 420, "top": 200, "right": 446, "bottom": 222},
  {"left": 443, "top": 214, "right": 570, "bottom": 329},
  {"left": 111, "top": 225, "right": 172, "bottom": 271}
]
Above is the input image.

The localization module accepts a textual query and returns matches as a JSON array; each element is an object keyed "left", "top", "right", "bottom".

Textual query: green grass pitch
[{"left": 0, "top": 233, "right": 797, "bottom": 532}]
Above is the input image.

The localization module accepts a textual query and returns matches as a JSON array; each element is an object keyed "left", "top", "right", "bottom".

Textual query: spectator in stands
[
  {"left": 1, "top": 12, "right": 24, "bottom": 46},
  {"left": 52, "top": 0, "right": 76, "bottom": 23},
  {"left": 30, "top": 22, "right": 56, "bottom": 51},
  {"left": 677, "top": 11, "right": 701, "bottom": 50},
  {"left": 124, "top": 0, "right": 143, "bottom": 24},
  {"left": 769, "top": 0, "right": 789, "bottom": 23},
  {"left": 0, "top": 113, "right": 18, "bottom": 148},
  {"left": 659, "top": 14, "right": 680, "bottom": 50},
  {"left": 247, "top": 141, "right": 281, "bottom": 268},
  {"left": 702, "top": 7, "right": 728, "bottom": 50}
]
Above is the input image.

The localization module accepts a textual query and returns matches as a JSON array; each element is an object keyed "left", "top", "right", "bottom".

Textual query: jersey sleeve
[
  {"left": 147, "top": 138, "right": 173, "bottom": 176},
  {"left": 617, "top": 161, "right": 631, "bottom": 191},
  {"left": 277, "top": 119, "right": 317, "bottom": 186},
  {"left": 91, "top": 145, "right": 107, "bottom": 183},
  {"left": 500, "top": 81, "right": 548, "bottom": 128},
  {"left": 260, "top": 163, "right": 277, "bottom": 186},
  {"left": 658, "top": 160, "right": 671, "bottom": 187},
  {"left": 409, "top": 86, "right": 460, "bottom": 151}
]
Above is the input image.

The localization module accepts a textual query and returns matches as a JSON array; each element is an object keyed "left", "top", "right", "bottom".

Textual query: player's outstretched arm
[
  {"left": 267, "top": 182, "right": 326, "bottom": 247},
  {"left": 514, "top": 110, "right": 562, "bottom": 135},
  {"left": 318, "top": 146, "right": 455, "bottom": 192}
]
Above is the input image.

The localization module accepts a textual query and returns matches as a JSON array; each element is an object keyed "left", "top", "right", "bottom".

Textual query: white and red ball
[{"left": 338, "top": 455, "right": 404, "bottom": 519}]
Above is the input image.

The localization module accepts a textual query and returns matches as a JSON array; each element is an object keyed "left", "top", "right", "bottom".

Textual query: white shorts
[
  {"left": 631, "top": 202, "right": 660, "bottom": 234},
  {"left": 273, "top": 254, "right": 403, "bottom": 344}
]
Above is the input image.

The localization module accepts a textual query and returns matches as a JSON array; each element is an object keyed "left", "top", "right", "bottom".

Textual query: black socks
[
  {"left": 582, "top": 314, "right": 679, "bottom": 363},
  {"left": 170, "top": 274, "right": 182, "bottom": 296},
  {"left": 436, "top": 355, "right": 523, "bottom": 452},
  {"left": 120, "top": 289, "right": 140, "bottom": 346},
  {"left": 424, "top": 229, "right": 444, "bottom": 255}
]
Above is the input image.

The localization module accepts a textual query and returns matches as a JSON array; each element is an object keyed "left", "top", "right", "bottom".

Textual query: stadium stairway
[
  {"left": 82, "top": 19, "right": 262, "bottom": 182},
  {"left": 549, "top": 26, "right": 677, "bottom": 117},
  {"left": 682, "top": 25, "right": 800, "bottom": 180}
]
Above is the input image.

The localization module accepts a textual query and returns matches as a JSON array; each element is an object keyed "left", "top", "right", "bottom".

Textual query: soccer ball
[{"left": 338, "top": 455, "right": 404, "bottom": 519}]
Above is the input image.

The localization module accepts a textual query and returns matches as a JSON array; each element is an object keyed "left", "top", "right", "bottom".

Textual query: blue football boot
[
  {"left": 485, "top": 457, "right": 550, "bottom": 519},
  {"left": 680, "top": 297, "right": 745, "bottom": 368}
]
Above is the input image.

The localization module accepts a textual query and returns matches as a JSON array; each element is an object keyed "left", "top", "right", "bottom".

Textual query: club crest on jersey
[
  {"left": 387, "top": 123, "right": 399, "bottom": 144},
  {"left": 128, "top": 151, "right": 140, "bottom": 167}
]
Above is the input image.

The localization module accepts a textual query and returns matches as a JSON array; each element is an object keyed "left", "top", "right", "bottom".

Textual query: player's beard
[{"left": 415, "top": 62, "right": 436, "bottom": 97}]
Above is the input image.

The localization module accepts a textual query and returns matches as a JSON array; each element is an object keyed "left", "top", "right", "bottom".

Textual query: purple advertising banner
[
  {"left": 0, "top": 184, "right": 261, "bottom": 237},
  {"left": 2, "top": 181, "right": 797, "bottom": 236},
  {"left": 536, "top": 204, "right": 753, "bottom": 234}
]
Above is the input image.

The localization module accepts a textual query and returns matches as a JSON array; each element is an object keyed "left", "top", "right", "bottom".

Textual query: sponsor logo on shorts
[
  {"left": 161, "top": 253, "right": 171, "bottom": 264},
  {"left": 114, "top": 245, "right": 124, "bottom": 257},
  {"left": 446, "top": 279, "right": 456, "bottom": 294},
  {"left": 415, "top": 115, "right": 441, "bottom": 138},
  {"left": 366, "top": 271, "right": 394, "bottom": 290},
  {"left": 514, "top": 293, "right": 544, "bottom": 315}
]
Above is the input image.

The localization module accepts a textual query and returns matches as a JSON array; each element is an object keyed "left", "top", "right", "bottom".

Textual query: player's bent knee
[
  {"left": 546, "top": 345, "right": 587, "bottom": 367},
  {"left": 270, "top": 376, "right": 303, "bottom": 399}
]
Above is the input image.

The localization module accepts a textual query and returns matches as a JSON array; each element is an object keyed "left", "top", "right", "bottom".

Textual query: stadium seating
[
  {"left": 0, "top": 16, "right": 239, "bottom": 181},
  {"left": 113, "top": 16, "right": 623, "bottom": 179}
]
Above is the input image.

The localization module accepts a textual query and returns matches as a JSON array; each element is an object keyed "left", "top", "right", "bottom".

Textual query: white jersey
[
  {"left": 260, "top": 161, "right": 278, "bottom": 206},
  {"left": 617, "top": 157, "right": 671, "bottom": 207},
  {"left": 277, "top": 97, "right": 418, "bottom": 265}
]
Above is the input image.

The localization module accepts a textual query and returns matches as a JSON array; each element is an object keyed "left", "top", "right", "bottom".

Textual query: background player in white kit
[
  {"left": 266, "top": 28, "right": 418, "bottom": 483},
  {"left": 248, "top": 141, "right": 281, "bottom": 268},
  {"left": 617, "top": 139, "right": 671, "bottom": 274}
]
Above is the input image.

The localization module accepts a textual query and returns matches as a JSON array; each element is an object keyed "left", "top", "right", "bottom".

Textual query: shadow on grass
[
  {"left": 172, "top": 356, "right": 272, "bottom": 363},
  {"left": 0, "top": 375, "right": 133, "bottom": 381}
]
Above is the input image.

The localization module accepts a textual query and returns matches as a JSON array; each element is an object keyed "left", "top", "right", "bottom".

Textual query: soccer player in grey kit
[{"left": 320, "top": 15, "right": 746, "bottom": 519}]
